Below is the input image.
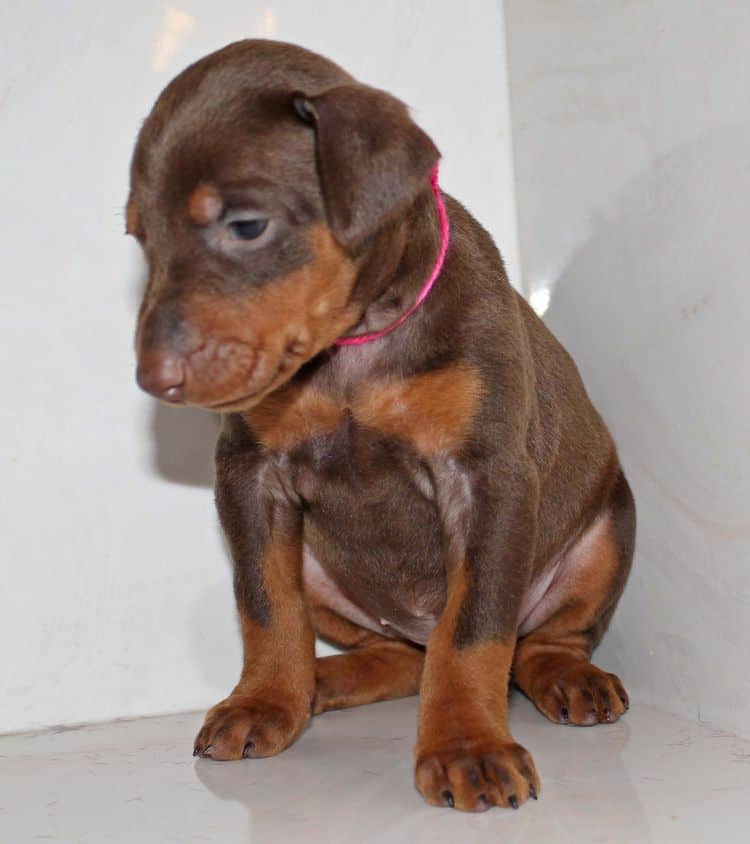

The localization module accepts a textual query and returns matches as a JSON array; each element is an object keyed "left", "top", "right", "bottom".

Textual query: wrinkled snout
[{"left": 135, "top": 297, "right": 266, "bottom": 410}]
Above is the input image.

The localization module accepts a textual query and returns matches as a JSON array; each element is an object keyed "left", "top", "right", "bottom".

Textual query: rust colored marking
[
  {"left": 512, "top": 513, "right": 630, "bottom": 725},
  {"left": 314, "top": 640, "right": 424, "bottom": 714},
  {"left": 187, "top": 182, "right": 223, "bottom": 224},
  {"left": 310, "top": 604, "right": 424, "bottom": 715},
  {"left": 125, "top": 199, "right": 139, "bottom": 236},
  {"left": 415, "top": 564, "right": 540, "bottom": 811},
  {"left": 353, "top": 365, "right": 484, "bottom": 456},
  {"left": 417, "top": 566, "right": 515, "bottom": 753},
  {"left": 246, "top": 382, "right": 342, "bottom": 451},
  {"left": 193, "top": 535, "right": 316, "bottom": 760},
  {"left": 245, "top": 363, "right": 484, "bottom": 453}
]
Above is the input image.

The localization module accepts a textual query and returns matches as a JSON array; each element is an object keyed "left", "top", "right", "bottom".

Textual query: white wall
[
  {"left": 0, "top": 0, "right": 519, "bottom": 732},
  {"left": 505, "top": 1, "right": 750, "bottom": 737}
]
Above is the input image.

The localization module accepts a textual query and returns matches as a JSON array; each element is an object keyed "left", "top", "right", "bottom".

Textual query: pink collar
[{"left": 334, "top": 164, "right": 450, "bottom": 346}]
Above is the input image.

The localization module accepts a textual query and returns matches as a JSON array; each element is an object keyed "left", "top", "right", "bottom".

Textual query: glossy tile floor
[{"left": 2, "top": 694, "right": 748, "bottom": 843}]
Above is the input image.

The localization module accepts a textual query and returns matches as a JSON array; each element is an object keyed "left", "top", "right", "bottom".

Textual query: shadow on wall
[
  {"left": 150, "top": 402, "right": 240, "bottom": 692},
  {"left": 542, "top": 127, "right": 750, "bottom": 733},
  {"left": 150, "top": 403, "right": 220, "bottom": 487}
]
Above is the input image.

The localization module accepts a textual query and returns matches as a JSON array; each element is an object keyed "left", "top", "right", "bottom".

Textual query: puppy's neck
[
  {"left": 339, "top": 186, "right": 443, "bottom": 345},
  {"left": 297, "top": 187, "right": 448, "bottom": 394}
]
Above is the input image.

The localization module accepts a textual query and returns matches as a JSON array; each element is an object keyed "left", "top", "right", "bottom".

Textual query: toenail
[
  {"left": 529, "top": 784, "right": 538, "bottom": 800},
  {"left": 509, "top": 794, "right": 519, "bottom": 809},
  {"left": 242, "top": 741, "right": 255, "bottom": 758},
  {"left": 442, "top": 790, "right": 454, "bottom": 808}
]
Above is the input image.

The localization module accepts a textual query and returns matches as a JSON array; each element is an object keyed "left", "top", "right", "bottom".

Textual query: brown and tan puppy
[{"left": 128, "top": 40, "right": 634, "bottom": 812}]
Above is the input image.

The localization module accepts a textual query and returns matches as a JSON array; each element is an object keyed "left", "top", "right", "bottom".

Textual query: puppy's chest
[
  {"left": 272, "top": 398, "right": 437, "bottom": 508},
  {"left": 289, "top": 415, "right": 448, "bottom": 645},
  {"left": 242, "top": 367, "right": 483, "bottom": 643},
  {"left": 244, "top": 362, "right": 483, "bottom": 462}
]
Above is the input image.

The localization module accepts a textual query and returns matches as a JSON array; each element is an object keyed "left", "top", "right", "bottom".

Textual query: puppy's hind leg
[
  {"left": 512, "top": 471, "right": 635, "bottom": 726},
  {"left": 311, "top": 607, "right": 424, "bottom": 714}
]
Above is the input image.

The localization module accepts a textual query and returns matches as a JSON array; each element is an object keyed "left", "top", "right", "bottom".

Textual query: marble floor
[{"left": 1, "top": 694, "right": 749, "bottom": 843}]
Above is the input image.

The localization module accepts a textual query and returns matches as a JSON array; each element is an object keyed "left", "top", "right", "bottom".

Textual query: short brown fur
[{"left": 129, "top": 39, "right": 635, "bottom": 814}]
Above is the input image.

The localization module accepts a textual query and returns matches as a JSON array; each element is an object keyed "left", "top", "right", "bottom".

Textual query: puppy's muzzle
[
  {"left": 136, "top": 350, "right": 186, "bottom": 403},
  {"left": 136, "top": 337, "right": 262, "bottom": 407},
  {"left": 135, "top": 300, "right": 260, "bottom": 406}
]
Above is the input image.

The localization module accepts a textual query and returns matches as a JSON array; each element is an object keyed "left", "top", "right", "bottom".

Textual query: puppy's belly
[
  {"left": 302, "top": 544, "right": 439, "bottom": 644},
  {"left": 302, "top": 544, "right": 387, "bottom": 637},
  {"left": 517, "top": 513, "right": 612, "bottom": 637},
  {"left": 303, "top": 515, "right": 611, "bottom": 646}
]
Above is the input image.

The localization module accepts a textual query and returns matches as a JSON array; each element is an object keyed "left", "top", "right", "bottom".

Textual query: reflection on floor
[{"left": 2, "top": 694, "right": 749, "bottom": 843}]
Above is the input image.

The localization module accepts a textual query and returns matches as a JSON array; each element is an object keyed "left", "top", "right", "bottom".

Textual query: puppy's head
[{"left": 128, "top": 39, "right": 439, "bottom": 411}]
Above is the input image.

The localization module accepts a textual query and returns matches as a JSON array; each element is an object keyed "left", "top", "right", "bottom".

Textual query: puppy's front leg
[
  {"left": 194, "top": 418, "right": 315, "bottom": 760},
  {"left": 415, "top": 459, "right": 541, "bottom": 811}
]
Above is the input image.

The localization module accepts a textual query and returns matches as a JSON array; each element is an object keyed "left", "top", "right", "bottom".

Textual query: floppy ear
[{"left": 292, "top": 84, "right": 440, "bottom": 248}]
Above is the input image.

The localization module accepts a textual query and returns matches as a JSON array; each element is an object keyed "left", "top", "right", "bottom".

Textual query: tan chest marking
[
  {"left": 245, "top": 381, "right": 342, "bottom": 452},
  {"left": 353, "top": 364, "right": 484, "bottom": 456},
  {"left": 246, "top": 363, "right": 484, "bottom": 456}
]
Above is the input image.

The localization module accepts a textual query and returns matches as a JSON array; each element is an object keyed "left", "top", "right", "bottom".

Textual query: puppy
[{"left": 128, "top": 40, "right": 635, "bottom": 812}]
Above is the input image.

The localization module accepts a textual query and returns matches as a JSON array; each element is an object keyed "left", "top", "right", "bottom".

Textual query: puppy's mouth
[
  {"left": 137, "top": 291, "right": 360, "bottom": 410},
  {"left": 206, "top": 390, "right": 268, "bottom": 411},
  {"left": 137, "top": 326, "right": 326, "bottom": 411},
  {"left": 189, "top": 342, "right": 312, "bottom": 411},
  {"left": 205, "top": 372, "right": 279, "bottom": 411}
]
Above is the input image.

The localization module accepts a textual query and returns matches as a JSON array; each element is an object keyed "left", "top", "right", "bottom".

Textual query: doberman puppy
[{"left": 128, "top": 40, "right": 635, "bottom": 812}]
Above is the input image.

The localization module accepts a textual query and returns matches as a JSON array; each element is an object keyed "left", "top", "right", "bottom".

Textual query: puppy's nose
[{"left": 136, "top": 352, "right": 185, "bottom": 403}]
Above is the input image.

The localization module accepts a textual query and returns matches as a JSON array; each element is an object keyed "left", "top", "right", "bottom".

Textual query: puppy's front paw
[
  {"left": 415, "top": 740, "right": 540, "bottom": 812},
  {"left": 193, "top": 693, "right": 310, "bottom": 760},
  {"left": 526, "top": 660, "right": 629, "bottom": 726}
]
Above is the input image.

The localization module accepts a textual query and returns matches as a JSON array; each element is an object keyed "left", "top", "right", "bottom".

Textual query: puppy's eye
[{"left": 228, "top": 218, "right": 269, "bottom": 240}]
